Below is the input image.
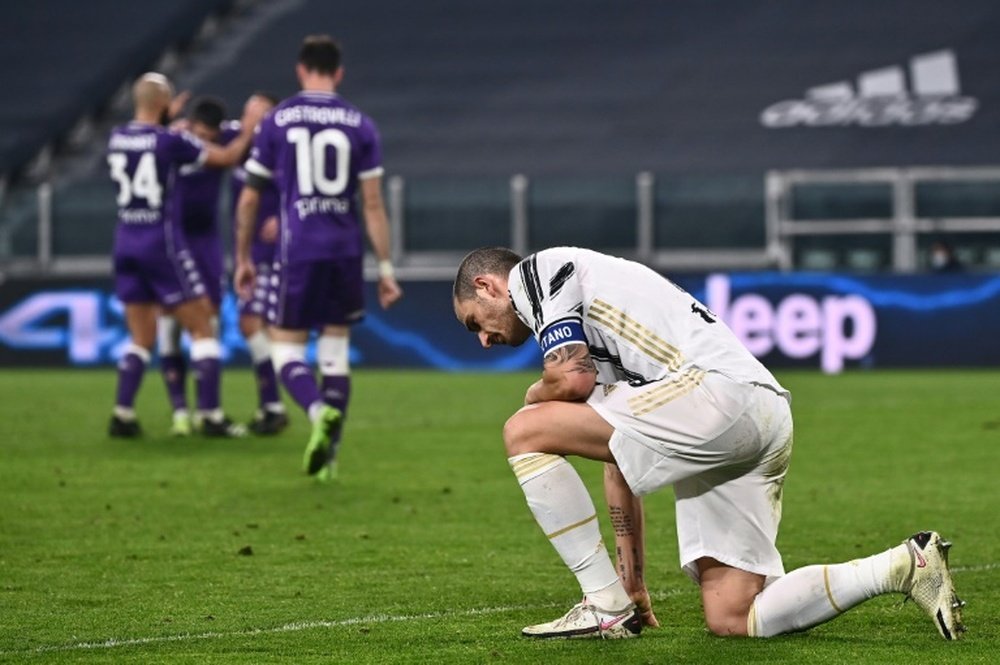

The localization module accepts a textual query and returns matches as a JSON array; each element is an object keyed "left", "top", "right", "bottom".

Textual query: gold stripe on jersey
[
  {"left": 627, "top": 368, "right": 706, "bottom": 416},
  {"left": 546, "top": 513, "right": 598, "bottom": 540},
  {"left": 586, "top": 299, "right": 682, "bottom": 371},
  {"left": 510, "top": 453, "right": 562, "bottom": 481}
]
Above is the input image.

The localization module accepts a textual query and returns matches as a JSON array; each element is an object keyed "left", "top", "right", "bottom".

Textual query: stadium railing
[
  {"left": 767, "top": 167, "right": 1000, "bottom": 272},
  {"left": 2, "top": 167, "right": 1000, "bottom": 278}
]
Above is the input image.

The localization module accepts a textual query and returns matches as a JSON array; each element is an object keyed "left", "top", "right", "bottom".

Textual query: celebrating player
[
  {"left": 230, "top": 93, "right": 290, "bottom": 435},
  {"left": 234, "top": 36, "right": 403, "bottom": 479},
  {"left": 452, "top": 246, "right": 964, "bottom": 640},
  {"left": 157, "top": 96, "right": 243, "bottom": 436},
  {"left": 107, "top": 73, "right": 265, "bottom": 438}
]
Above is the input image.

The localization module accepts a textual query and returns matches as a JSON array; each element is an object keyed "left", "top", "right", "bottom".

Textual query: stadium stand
[
  {"left": 188, "top": 0, "right": 1000, "bottom": 176},
  {"left": 0, "top": 1, "right": 233, "bottom": 178},
  {"left": 2, "top": 0, "right": 1000, "bottom": 272}
]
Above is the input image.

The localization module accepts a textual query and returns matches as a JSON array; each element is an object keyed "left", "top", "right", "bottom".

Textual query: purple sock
[
  {"left": 321, "top": 375, "right": 350, "bottom": 462},
  {"left": 160, "top": 354, "right": 188, "bottom": 411},
  {"left": 279, "top": 360, "right": 322, "bottom": 413},
  {"left": 254, "top": 359, "right": 281, "bottom": 409},
  {"left": 116, "top": 347, "right": 149, "bottom": 409},
  {"left": 193, "top": 357, "right": 221, "bottom": 412},
  {"left": 321, "top": 375, "right": 351, "bottom": 440}
]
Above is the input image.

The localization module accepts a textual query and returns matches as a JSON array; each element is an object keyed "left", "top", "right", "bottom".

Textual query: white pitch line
[
  {"left": 3, "top": 569, "right": 992, "bottom": 657},
  {"left": 5, "top": 588, "right": 693, "bottom": 657},
  {"left": 14, "top": 604, "right": 542, "bottom": 655}
]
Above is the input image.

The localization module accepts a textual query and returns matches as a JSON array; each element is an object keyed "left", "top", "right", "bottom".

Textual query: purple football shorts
[{"left": 266, "top": 256, "right": 365, "bottom": 330}]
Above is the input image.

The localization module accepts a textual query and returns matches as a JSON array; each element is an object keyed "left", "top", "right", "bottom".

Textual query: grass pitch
[{"left": 0, "top": 368, "right": 997, "bottom": 663}]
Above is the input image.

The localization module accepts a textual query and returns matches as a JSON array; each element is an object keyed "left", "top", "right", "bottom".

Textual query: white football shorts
[{"left": 587, "top": 369, "right": 794, "bottom": 584}]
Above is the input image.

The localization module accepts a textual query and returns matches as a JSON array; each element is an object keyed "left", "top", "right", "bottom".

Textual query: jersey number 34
[{"left": 108, "top": 152, "right": 163, "bottom": 209}]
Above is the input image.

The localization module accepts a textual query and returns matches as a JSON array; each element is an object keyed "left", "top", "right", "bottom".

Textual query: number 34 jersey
[
  {"left": 244, "top": 91, "right": 383, "bottom": 262},
  {"left": 107, "top": 122, "right": 206, "bottom": 259}
]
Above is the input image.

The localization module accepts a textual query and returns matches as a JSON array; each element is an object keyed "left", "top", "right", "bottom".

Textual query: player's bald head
[
  {"left": 132, "top": 72, "right": 173, "bottom": 111},
  {"left": 453, "top": 247, "right": 522, "bottom": 301}
]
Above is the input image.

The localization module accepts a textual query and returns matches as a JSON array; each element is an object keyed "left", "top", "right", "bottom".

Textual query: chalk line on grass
[{"left": 3, "top": 570, "right": 990, "bottom": 656}]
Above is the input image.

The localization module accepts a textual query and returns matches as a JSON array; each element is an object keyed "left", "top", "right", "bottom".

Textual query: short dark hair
[
  {"left": 299, "top": 35, "right": 341, "bottom": 75},
  {"left": 453, "top": 247, "right": 523, "bottom": 301},
  {"left": 189, "top": 96, "right": 226, "bottom": 128}
]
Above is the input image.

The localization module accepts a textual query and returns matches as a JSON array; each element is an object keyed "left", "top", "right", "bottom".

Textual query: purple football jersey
[
  {"left": 244, "top": 91, "right": 383, "bottom": 262},
  {"left": 175, "top": 122, "right": 241, "bottom": 238},
  {"left": 107, "top": 122, "right": 208, "bottom": 306},
  {"left": 232, "top": 162, "right": 281, "bottom": 265},
  {"left": 107, "top": 122, "right": 205, "bottom": 258}
]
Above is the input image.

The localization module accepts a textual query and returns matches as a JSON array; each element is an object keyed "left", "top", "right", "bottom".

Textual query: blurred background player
[
  {"left": 234, "top": 35, "right": 403, "bottom": 479},
  {"left": 231, "top": 92, "right": 290, "bottom": 435},
  {"left": 108, "top": 72, "right": 265, "bottom": 438},
  {"left": 157, "top": 96, "right": 242, "bottom": 436}
]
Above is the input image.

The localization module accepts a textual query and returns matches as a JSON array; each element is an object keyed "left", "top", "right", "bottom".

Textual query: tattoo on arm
[
  {"left": 543, "top": 343, "right": 596, "bottom": 375},
  {"left": 608, "top": 505, "right": 635, "bottom": 537}
]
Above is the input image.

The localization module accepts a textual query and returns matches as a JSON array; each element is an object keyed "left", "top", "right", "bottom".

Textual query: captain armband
[{"left": 538, "top": 319, "right": 586, "bottom": 355}]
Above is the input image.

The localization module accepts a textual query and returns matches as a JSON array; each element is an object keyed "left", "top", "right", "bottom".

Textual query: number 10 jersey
[{"left": 244, "top": 90, "right": 383, "bottom": 262}]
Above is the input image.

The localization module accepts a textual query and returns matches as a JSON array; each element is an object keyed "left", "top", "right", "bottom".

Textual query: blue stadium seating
[
  {"left": 4, "top": 0, "right": 1000, "bottom": 268},
  {"left": 191, "top": 0, "right": 1000, "bottom": 177},
  {"left": 0, "top": 1, "right": 232, "bottom": 176}
]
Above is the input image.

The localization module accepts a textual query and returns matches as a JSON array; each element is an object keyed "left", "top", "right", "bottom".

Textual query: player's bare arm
[
  {"left": 202, "top": 99, "right": 268, "bottom": 168},
  {"left": 233, "top": 185, "right": 261, "bottom": 300},
  {"left": 359, "top": 176, "right": 403, "bottom": 309},
  {"left": 524, "top": 341, "right": 597, "bottom": 404},
  {"left": 604, "top": 463, "right": 659, "bottom": 628},
  {"left": 168, "top": 90, "right": 191, "bottom": 122}
]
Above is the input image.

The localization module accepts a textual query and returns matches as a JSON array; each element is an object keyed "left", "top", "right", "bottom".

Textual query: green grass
[{"left": 0, "top": 368, "right": 998, "bottom": 663}]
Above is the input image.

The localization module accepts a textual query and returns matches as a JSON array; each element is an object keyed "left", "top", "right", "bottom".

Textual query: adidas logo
[{"left": 760, "top": 50, "right": 978, "bottom": 128}]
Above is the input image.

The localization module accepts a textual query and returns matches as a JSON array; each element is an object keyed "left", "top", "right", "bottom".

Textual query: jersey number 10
[{"left": 286, "top": 127, "right": 351, "bottom": 197}]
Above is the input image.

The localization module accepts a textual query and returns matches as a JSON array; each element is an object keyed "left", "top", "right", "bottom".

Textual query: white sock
[
  {"left": 201, "top": 409, "right": 225, "bottom": 422},
  {"left": 509, "top": 453, "right": 631, "bottom": 611},
  {"left": 190, "top": 337, "right": 221, "bottom": 361},
  {"left": 317, "top": 335, "right": 350, "bottom": 375},
  {"left": 157, "top": 315, "right": 182, "bottom": 356},
  {"left": 113, "top": 406, "right": 137, "bottom": 421},
  {"left": 748, "top": 543, "right": 912, "bottom": 636},
  {"left": 307, "top": 401, "right": 327, "bottom": 423},
  {"left": 246, "top": 330, "right": 271, "bottom": 365}
]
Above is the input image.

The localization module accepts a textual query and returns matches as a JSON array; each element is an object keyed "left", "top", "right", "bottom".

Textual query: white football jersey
[{"left": 507, "top": 247, "right": 787, "bottom": 396}]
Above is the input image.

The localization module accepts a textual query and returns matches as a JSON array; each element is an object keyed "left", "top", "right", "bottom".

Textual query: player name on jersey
[
  {"left": 273, "top": 105, "right": 363, "bottom": 128},
  {"left": 108, "top": 133, "right": 157, "bottom": 151}
]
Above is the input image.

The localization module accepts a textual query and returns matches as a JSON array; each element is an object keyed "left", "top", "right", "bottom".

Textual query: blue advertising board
[{"left": 1, "top": 273, "right": 998, "bottom": 372}]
